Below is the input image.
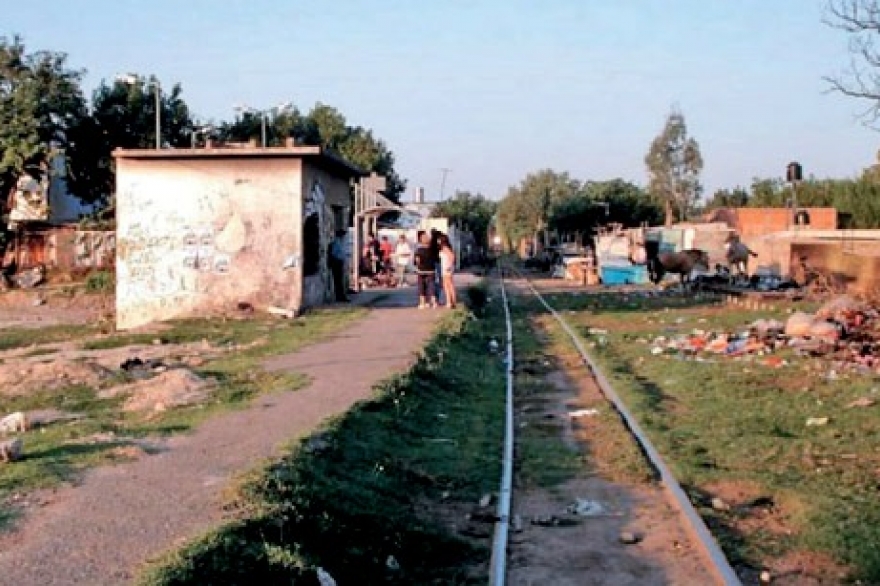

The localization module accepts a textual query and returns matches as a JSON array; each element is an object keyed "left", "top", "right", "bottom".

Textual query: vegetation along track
[{"left": 495, "top": 264, "right": 742, "bottom": 586}]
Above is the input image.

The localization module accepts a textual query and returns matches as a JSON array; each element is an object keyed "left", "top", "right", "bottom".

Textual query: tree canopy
[
  {"left": 645, "top": 110, "right": 703, "bottom": 226},
  {"left": 431, "top": 190, "right": 497, "bottom": 247},
  {"left": 496, "top": 170, "right": 662, "bottom": 250}
]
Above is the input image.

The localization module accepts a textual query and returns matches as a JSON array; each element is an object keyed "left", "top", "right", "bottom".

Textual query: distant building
[{"left": 113, "top": 145, "right": 363, "bottom": 330}]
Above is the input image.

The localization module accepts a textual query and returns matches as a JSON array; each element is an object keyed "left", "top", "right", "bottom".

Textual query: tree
[
  {"left": 66, "top": 77, "right": 194, "bottom": 205},
  {"left": 645, "top": 110, "right": 703, "bottom": 226},
  {"left": 496, "top": 169, "right": 580, "bottom": 251},
  {"left": 826, "top": 0, "right": 880, "bottom": 123},
  {"left": 0, "top": 35, "right": 87, "bottom": 198},
  {"left": 704, "top": 187, "right": 750, "bottom": 210},
  {"left": 431, "top": 190, "right": 497, "bottom": 246}
]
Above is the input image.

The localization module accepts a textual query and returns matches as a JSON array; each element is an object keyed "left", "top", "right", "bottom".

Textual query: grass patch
[
  {"left": 0, "top": 307, "right": 365, "bottom": 524},
  {"left": 139, "top": 304, "right": 507, "bottom": 585},
  {"left": 545, "top": 290, "right": 880, "bottom": 581},
  {"left": 0, "top": 324, "right": 99, "bottom": 351}
]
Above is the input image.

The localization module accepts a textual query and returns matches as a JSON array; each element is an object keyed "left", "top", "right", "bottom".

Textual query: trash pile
[{"left": 645, "top": 296, "right": 880, "bottom": 373}]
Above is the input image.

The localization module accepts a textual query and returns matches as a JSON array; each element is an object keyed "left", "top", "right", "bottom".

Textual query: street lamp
[
  {"left": 233, "top": 102, "right": 292, "bottom": 147},
  {"left": 117, "top": 74, "right": 161, "bottom": 149}
]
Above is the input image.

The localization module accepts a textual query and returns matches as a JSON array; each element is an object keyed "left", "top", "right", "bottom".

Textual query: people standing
[
  {"left": 328, "top": 229, "right": 349, "bottom": 302},
  {"left": 430, "top": 229, "right": 443, "bottom": 306},
  {"left": 439, "top": 233, "right": 457, "bottom": 309},
  {"left": 394, "top": 233, "right": 412, "bottom": 288},
  {"left": 413, "top": 230, "right": 437, "bottom": 309}
]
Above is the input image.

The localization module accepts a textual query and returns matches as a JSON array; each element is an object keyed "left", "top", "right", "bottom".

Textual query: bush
[
  {"left": 465, "top": 283, "right": 488, "bottom": 315},
  {"left": 85, "top": 271, "right": 115, "bottom": 293}
]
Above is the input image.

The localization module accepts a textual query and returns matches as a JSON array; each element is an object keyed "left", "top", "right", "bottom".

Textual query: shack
[{"left": 114, "top": 145, "right": 363, "bottom": 330}]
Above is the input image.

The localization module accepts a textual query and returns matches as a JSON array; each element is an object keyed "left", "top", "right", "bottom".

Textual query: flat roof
[{"left": 113, "top": 145, "right": 365, "bottom": 178}]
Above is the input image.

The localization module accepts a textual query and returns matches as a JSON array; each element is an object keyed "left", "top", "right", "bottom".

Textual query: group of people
[
  {"left": 412, "top": 229, "right": 457, "bottom": 310},
  {"left": 329, "top": 228, "right": 457, "bottom": 309}
]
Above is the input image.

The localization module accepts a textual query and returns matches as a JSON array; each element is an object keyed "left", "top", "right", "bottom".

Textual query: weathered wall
[
  {"left": 790, "top": 242, "right": 880, "bottom": 293},
  {"left": 300, "top": 163, "right": 352, "bottom": 306},
  {"left": 116, "top": 158, "right": 302, "bottom": 330},
  {"left": 708, "top": 207, "right": 837, "bottom": 238}
]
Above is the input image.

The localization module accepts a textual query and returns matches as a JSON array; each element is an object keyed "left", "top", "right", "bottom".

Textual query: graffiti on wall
[{"left": 74, "top": 231, "right": 116, "bottom": 268}]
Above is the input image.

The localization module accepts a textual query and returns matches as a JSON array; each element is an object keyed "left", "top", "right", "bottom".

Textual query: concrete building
[{"left": 114, "top": 146, "right": 363, "bottom": 330}]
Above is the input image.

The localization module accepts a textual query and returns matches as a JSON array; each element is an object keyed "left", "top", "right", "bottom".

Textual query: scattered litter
[
  {"left": 0, "top": 438, "right": 23, "bottom": 462},
  {"left": 267, "top": 306, "right": 296, "bottom": 319},
  {"left": 568, "top": 408, "right": 599, "bottom": 418},
  {"left": 618, "top": 531, "right": 642, "bottom": 545},
  {"left": 316, "top": 567, "right": 337, "bottom": 586},
  {"left": 847, "top": 397, "right": 876, "bottom": 409},
  {"left": 710, "top": 497, "right": 730, "bottom": 512},
  {"left": 512, "top": 514, "right": 524, "bottom": 533},
  {"left": 488, "top": 339, "right": 500, "bottom": 353},
  {"left": 531, "top": 515, "right": 580, "bottom": 527},
  {"left": 236, "top": 301, "right": 254, "bottom": 314},
  {"left": 0, "top": 412, "right": 28, "bottom": 435},
  {"left": 806, "top": 417, "right": 830, "bottom": 427},
  {"left": 385, "top": 555, "right": 400, "bottom": 571},
  {"left": 587, "top": 327, "right": 608, "bottom": 335},
  {"left": 31, "top": 297, "right": 46, "bottom": 307},
  {"left": 13, "top": 266, "right": 45, "bottom": 289},
  {"left": 567, "top": 498, "right": 607, "bottom": 517},
  {"left": 479, "top": 493, "right": 493, "bottom": 508},
  {"left": 100, "top": 368, "right": 216, "bottom": 412},
  {"left": 759, "top": 570, "right": 773, "bottom": 584}
]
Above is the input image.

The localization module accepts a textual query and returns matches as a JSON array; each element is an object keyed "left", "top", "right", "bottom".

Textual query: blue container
[{"left": 601, "top": 264, "right": 649, "bottom": 285}]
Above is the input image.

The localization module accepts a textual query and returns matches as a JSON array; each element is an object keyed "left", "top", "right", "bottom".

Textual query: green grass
[
  {"left": 139, "top": 304, "right": 507, "bottom": 585},
  {"left": 0, "top": 307, "right": 365, "bottom": 524},
  {"left": 0, "top": 324, "right": 99, "bottom": 351},
  {"left": 541, "top": 290, "right": 880, "bottom": 581}
]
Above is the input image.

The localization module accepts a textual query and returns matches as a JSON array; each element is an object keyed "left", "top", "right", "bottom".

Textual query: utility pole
[{"left": 439, "top": 168, "right": 452, "bottom": 200}]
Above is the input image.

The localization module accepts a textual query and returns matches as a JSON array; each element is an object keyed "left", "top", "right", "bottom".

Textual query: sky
[{"left": 5, "top": 0, "right": 879, "bottom": 201}]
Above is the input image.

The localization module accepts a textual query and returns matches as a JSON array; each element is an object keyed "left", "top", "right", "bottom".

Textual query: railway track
[{"left": 489, "top": 264, "right": 743, "bottom": 586}]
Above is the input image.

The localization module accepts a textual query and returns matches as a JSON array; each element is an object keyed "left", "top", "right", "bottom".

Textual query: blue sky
[{"left": 6, "top": 0, "right": 879, "bottom": 200}]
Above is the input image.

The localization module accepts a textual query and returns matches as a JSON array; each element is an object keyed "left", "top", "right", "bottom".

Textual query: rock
[
  {"left": 0, "top": 438, "right": 23, "bottom": 462},
  {"left": 808, "top": 321, "right": 840, "bottom": 343},
  {"left": 847, "top": 397, "right": 876, "bottom": 409},
  {"left": 0, "top": 412, "right": 28, "bottom": 435},
  {"left": 618, "top": 531, "right": 642, "bottom": 545},
  {"left": 316, "top": 567, "right": 337, "bottom": 586},
  {"left": 785, "top": 312, "right": 815, "bottom": 337},
  {"left": 710, "top": 497, "right": 730, "bottom": 512},
  {"left": 567, "top": 498, "right": 607, "bottom": 516}
]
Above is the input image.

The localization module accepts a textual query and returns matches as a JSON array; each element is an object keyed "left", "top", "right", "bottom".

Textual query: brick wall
[{"left": 707, "top": 208, "right": 838, "bottom": 238}]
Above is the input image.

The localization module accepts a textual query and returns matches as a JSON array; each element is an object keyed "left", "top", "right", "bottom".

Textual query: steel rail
[
  {"left": 488, "top": 266, "right": 515, "bottom": 586},
  {"left": 514, "top": 269, "right": 742, "bottom": 586}
]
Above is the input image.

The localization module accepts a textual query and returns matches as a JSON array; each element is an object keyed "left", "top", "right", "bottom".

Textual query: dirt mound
[
  {"left": 99, "top": 368, "right": 216, "bottom": 412},
  {"left": 0, "top": 360, "right": 110, "bottom": 396}
]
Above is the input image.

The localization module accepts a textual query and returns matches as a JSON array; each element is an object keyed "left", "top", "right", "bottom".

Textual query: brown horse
[{"left": 648, "top": 249, "right": 709, "bottom": 285}]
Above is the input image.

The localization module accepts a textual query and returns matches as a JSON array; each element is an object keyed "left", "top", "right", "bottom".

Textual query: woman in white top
[
  {"left": 393, "top": 234, "right": 412, "bottom": 288},
  {"left": 438, "top": 234, "right": 457, "bottom": 309}
]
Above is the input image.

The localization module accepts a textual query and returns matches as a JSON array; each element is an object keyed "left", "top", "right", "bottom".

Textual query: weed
[{"left": 85, "top": 271, "right": 115, "bottom": 293}]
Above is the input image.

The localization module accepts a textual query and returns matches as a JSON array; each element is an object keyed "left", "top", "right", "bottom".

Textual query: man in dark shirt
[{"left": 413, "top": 230, "right": 436, "bottom": 309}]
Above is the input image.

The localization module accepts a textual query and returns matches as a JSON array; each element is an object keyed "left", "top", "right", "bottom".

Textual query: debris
[
  {"left": 0, "top": 438, "right": 23, "bottom": 462},
  {"left": 316, "top": 567, "right": 337, "bottom": 586},
  {"left": 13, "top": 266, "right": 45, "bottom": 289},
  {"left": 385, "top": 555, "right": 400, "bottom": 571},
  {"left": 531, "top": 515, "right": 580, "bottom": 527},
  {"left": 266, "top": 306, "right": 296, "bottom": 319},
  {"left": 32, "top": 297, "right": 46, "bottom": 307},
  {"left": 512, "top": 514, "right": 524, "bottom": 533},
  {"left": 236, "top": 301, "right": 255, "bottom": 314},
  {"left": 488, "top": 339, "right": 500, "bottom": 353},
  {"left": 618, "top": 531, "right": 642, "bottom": 545},
  {"left": 847, "top": 397, "right": 876, "bottom": 409},
  {"left": 99, "top": 368, "right": 216, "bottom": 412},
  {"left": 710, "top": 497, "right": 730, "bottom": 512},
  {"left": 459, "top": 524, "right": 492, "bottom": 538},
  {"left": 759, "top": 570, "right": 773, "bottom": 584},
  {"left": 0, "top": 412, "right": 28, "bottom": 435},
  {"left": 806, "top": 417, "right": 830, "bottom": 427},
  {"left": 479, "top": 493, "right": 493, "bottom": 508},
  {"left": 784, "top": 312, "right": 815, "bottom": 338},
  {"left": 568, "top": 408, "right": 599, "bottom": 418},
  {"left": 567, "top": 498, "right": 607, "bottom": 517}
]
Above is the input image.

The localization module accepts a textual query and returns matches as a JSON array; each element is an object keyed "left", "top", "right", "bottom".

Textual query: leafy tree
[
  {"left": 704, "top": 187, "right": 750, "bottom": 210},
  {"left": 220, "top": 101, "right": 406, "bottom": 200},
  {"left": 496, "top": 169, "right": 580, "bottom": 250},
  {"left": 550, "top": 179, "right": 662, "bottom": 238},
  {"left": 431, "top": 190, "right": 497, "bottom": 246},
  {"left": 0, "top": 35, "right": 87, "bottom": 198},
  {"left": 645, "top": 110, "right": 703, "bottom": 225},
  {"left": 67, "top": 77, "right": 194, "bottom": 205},
  {"left": 826, "top": 0, "right": 880, "bottom": 123}
]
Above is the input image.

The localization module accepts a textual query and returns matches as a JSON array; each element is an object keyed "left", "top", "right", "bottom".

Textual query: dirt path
[{"left": 0, "top": 287, "right": 447, "bottom": 585}]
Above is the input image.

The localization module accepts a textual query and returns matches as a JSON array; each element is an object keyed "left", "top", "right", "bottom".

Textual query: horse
[{"left": 648, "top": 249, "right": 710, "bottom": 286}]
